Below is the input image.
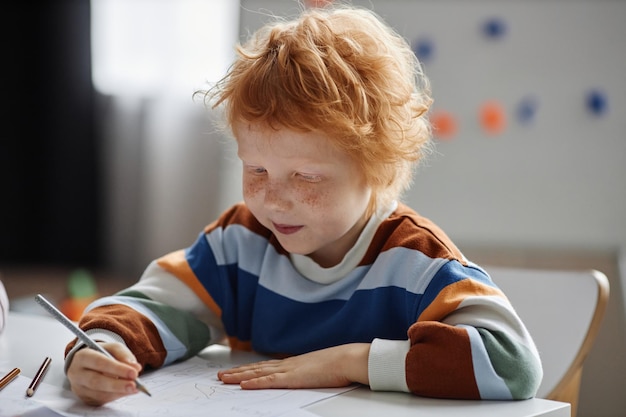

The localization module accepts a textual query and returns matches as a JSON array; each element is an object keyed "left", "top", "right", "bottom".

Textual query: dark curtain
[{"left": 1, "top": 1, "right": 101, "bottom": 267}]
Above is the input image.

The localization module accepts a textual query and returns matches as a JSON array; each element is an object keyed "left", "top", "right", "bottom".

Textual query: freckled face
[{"left": 236, "top": 123, "right": 372, "bottom": 268}]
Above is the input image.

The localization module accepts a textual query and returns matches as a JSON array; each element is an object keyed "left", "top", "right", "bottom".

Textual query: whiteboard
[{"left": 239, "top": 0, "right": 626, "bottom": 250}]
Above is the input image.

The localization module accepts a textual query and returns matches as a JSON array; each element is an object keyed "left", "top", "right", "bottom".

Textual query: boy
[{"left": 65, "top": 4, "right": 542, "bottom": 406}]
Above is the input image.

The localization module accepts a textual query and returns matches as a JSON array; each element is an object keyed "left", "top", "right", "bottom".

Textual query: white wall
[
  {"left": 239, "top": 1, "right": 626, "bottom": 416},
  {"left": 241, "top": 0, "right": 626, "bottom": 251}
]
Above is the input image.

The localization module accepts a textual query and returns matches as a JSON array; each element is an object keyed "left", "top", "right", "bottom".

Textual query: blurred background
[{"left": 1, "top": 1, "right": 625, "bottom": 416}]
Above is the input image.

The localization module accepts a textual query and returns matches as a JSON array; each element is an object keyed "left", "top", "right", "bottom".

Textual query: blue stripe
[
  {"left": 460, "top": 325, "right": 513, "bottom": 399},
  {"left": 251, "top": 285, "right": 422, "bottom": 355},
  {"left": 183, "top": 222, "right": 500, "bottom": 356},
  {"left": 185, "top": 226, "right": 427, "bottom": 353},
  {"left": 207, "top": 224, "right": 267, "bottom": 275},
  {"left": 186, "top": 231, "right": 262, "bottom": 340},
  {"left": 186, "top": 231, "right": 221, "bottom": 286}
]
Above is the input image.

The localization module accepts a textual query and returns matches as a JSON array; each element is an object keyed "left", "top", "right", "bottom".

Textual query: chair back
[{"left": 487, "top": 267, "right": 609, "bottom": 416}]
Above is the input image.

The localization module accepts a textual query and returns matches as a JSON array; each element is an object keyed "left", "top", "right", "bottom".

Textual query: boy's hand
[
  {"left": 66, "top": 342, "right": 143, "bottom": 406},
  {"left": 218, "top": 343, "right": 370, "bottom": 389}
]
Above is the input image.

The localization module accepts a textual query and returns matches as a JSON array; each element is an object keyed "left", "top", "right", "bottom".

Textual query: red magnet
[
  {"left": 479, "top": 101, "right": 506, "bottom": 136},
  {"left": 430, "top": 109, "right": 458, "bottom": 140}
]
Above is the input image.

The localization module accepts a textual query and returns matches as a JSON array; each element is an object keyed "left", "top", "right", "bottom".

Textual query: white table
[{"left": 1, "top": 312, "right": 570, "bottom": 417}]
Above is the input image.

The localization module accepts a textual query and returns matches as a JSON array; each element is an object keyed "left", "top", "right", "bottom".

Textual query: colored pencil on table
[
  {"left": 0, "top": 368, "right": 20, "bottom": 391},
  {"left": 26, "top": 356, "right": 51, "bottom": 397}
]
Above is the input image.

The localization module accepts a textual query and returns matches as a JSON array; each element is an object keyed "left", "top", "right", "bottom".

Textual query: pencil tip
[
  {"left": 138, "top": 385, "right": 152, "bottom": 397},
  {"left": 26, "top": 388, "right": 34, "bottom": 397}
]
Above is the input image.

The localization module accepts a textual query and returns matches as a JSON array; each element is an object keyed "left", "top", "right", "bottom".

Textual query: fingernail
[{"left": 126, "top": 384, "right": 136, "bottom": 394}]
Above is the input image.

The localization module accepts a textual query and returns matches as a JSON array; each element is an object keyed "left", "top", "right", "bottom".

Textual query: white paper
[
  {"left": 0, "top": 372, "right": 66, "bottom": 417},
  {"left": 31, "top": 356, "right": 355, "bottom": 417}
]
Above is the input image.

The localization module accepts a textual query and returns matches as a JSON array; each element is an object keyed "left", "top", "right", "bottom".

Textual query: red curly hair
[{"left": 198, "top": 5, "right": 433, "bottom": 212}]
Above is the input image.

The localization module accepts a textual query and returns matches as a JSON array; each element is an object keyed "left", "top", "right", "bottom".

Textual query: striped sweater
[{"left": 67, "top": 202, "right": 542, "bottom": 400}]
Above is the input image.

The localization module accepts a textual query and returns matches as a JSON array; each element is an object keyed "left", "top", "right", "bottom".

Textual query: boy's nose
[{"left": 263, "top": 180, "right": 292, "bottom": 211}]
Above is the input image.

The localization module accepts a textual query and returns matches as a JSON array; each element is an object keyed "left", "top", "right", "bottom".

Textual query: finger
[
  {"left": 239, "top": 373, "right": 289, "bottom": 389},
  {"left": 69, "top": 364, "right": 139, "bottom": 405},
  {"left": 240, "top": 371, "right": 351, "bottom": 390},
  {"left": 219, "top": 360, "right": 282, "bottom": 374},
  {"left": 218, "top": 360, "right": 282, "bottom": 381},
  {"left": 73, "top": 347, "right": 140, "bottom": 380},
  {"left": 102, "top": 342, "right": 142, "bottom": 372},
  {"left": 219, "top": 366, "right": 279, "bottom": 384},
  {"left": 72, "top": 378, "right": 138, "bottom": 406}
]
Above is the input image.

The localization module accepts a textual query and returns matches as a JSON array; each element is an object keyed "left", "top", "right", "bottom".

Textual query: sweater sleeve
[
  {"left": 64, "top": 258, "right": 223, "bottom": 371},
  {"left": 368, "top": 260, "right": 543, "bottom": 400}
]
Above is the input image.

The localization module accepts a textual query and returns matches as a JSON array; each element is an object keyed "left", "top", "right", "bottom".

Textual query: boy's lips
[{"left": 272, "top": 222, "right": 303, "bottom": 235}]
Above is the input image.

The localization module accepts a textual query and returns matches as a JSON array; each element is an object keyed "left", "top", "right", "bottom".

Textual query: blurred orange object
[
  {"left": 479, "top": 101, "right": 506, "bottom": 135},
  {"left": 60, "top": 296, "right": 98, "bottom": 322},
  {"left": 430, "top": 109, "right": 458, "bottom": 140}
]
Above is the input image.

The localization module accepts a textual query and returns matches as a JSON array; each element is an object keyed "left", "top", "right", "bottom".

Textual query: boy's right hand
[{"left": 66, "top": 342, "right": 143, "bottom": 406}]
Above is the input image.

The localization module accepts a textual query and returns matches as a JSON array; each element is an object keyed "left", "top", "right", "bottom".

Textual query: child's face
[{"left": 236, "top": 123, "right": 372, "bottom": 268}]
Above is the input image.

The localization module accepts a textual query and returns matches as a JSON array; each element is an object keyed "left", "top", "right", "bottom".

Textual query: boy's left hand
[{"left": 218, "top": 343, "right": 370, "bottom": 389}]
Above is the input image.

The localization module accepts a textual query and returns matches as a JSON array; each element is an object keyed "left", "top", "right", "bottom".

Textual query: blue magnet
[
  {"left": 482, "top": 17, "right": 507, "bottom": 39},
  {"left": 517, "top": 96, "right": 538, "bottom": 124},
  {"left": 586, "top": 89, "right": 608, "bottom": 116},
  {"left": 412, "top": 37, "right": 434, "bottom": 62}
]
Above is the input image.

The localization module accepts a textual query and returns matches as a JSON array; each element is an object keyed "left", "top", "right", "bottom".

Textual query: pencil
[
  {"left": 26, "top": 356, "right": 51, "bottom": 397},
  {"left": 0, "top": 368, "right": 20, "bottom": 391},
  {"left": 34, "top": 294, "right": 152, "bottom": 397}
]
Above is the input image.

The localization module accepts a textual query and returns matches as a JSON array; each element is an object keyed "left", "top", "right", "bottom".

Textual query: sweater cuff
[
  {"left": 367, "top": 338, "right": 410, "bottom": 392},
  {"left": 64, "top": 329, "right": 127, "bottom": 374}
]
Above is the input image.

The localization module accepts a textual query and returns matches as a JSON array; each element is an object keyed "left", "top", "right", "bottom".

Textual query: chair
[{"left": 487, "top": 266, "right": 609, "bottom": 417}]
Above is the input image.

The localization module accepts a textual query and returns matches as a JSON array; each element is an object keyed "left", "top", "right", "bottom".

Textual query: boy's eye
[
  {"left": 246, "top": 166, "right": 266, "bottom": 175},
  {"left": 298, "top": 173, "right": 322, "bottom": 182}
]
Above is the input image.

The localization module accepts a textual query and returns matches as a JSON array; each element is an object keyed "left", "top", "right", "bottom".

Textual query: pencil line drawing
[{"left": 35, "top": 356, "right": 354, "bottom": 417}]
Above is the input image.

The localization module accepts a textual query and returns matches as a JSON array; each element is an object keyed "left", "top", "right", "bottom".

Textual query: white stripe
[
  {"left": 206, "top": 224, "right": 267, "bottom": 275},
  {"left": 206, "top": 220, "right": 448, "bottom": 302},
  {"left": 445, "top": 295, "right": 535, "bottom": 349},
  {"left": 257, "top": 246, "right": 447, "bottom": 303},
  {"left": 243, "top": 246, "right": 447, "bottom": 302}
]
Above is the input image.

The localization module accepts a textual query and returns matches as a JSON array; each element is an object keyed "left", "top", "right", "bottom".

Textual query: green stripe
[
  {"left": 117, "top": 289, "right": 151, "bottom": 300},
  {"left": 477, "top": 328, "right": 543, "bottom": 399},
  {"left": 116, "top": 289, "right": 212, "bottom": 360}
]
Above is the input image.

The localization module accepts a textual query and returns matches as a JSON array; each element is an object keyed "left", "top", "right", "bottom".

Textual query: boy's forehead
[
  {"left": 234, "top": 121, "right": 347, "bottom": 158},
  {"left": 234, "top": 121, "right": 316, "bottom": 143}
]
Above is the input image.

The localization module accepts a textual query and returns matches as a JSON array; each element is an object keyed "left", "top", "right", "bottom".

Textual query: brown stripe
[
  {"left": 361, "top": 203, "right": 466, "bottom": 266},
  {"left": 419, "top": 278, "right": 505, "bottom": 322},
  {"left": 406, "top": 321, "right": 480, "bottom": 399},
  {"left": 75, "top": 304, "right": 167, "bottom": 370}
]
